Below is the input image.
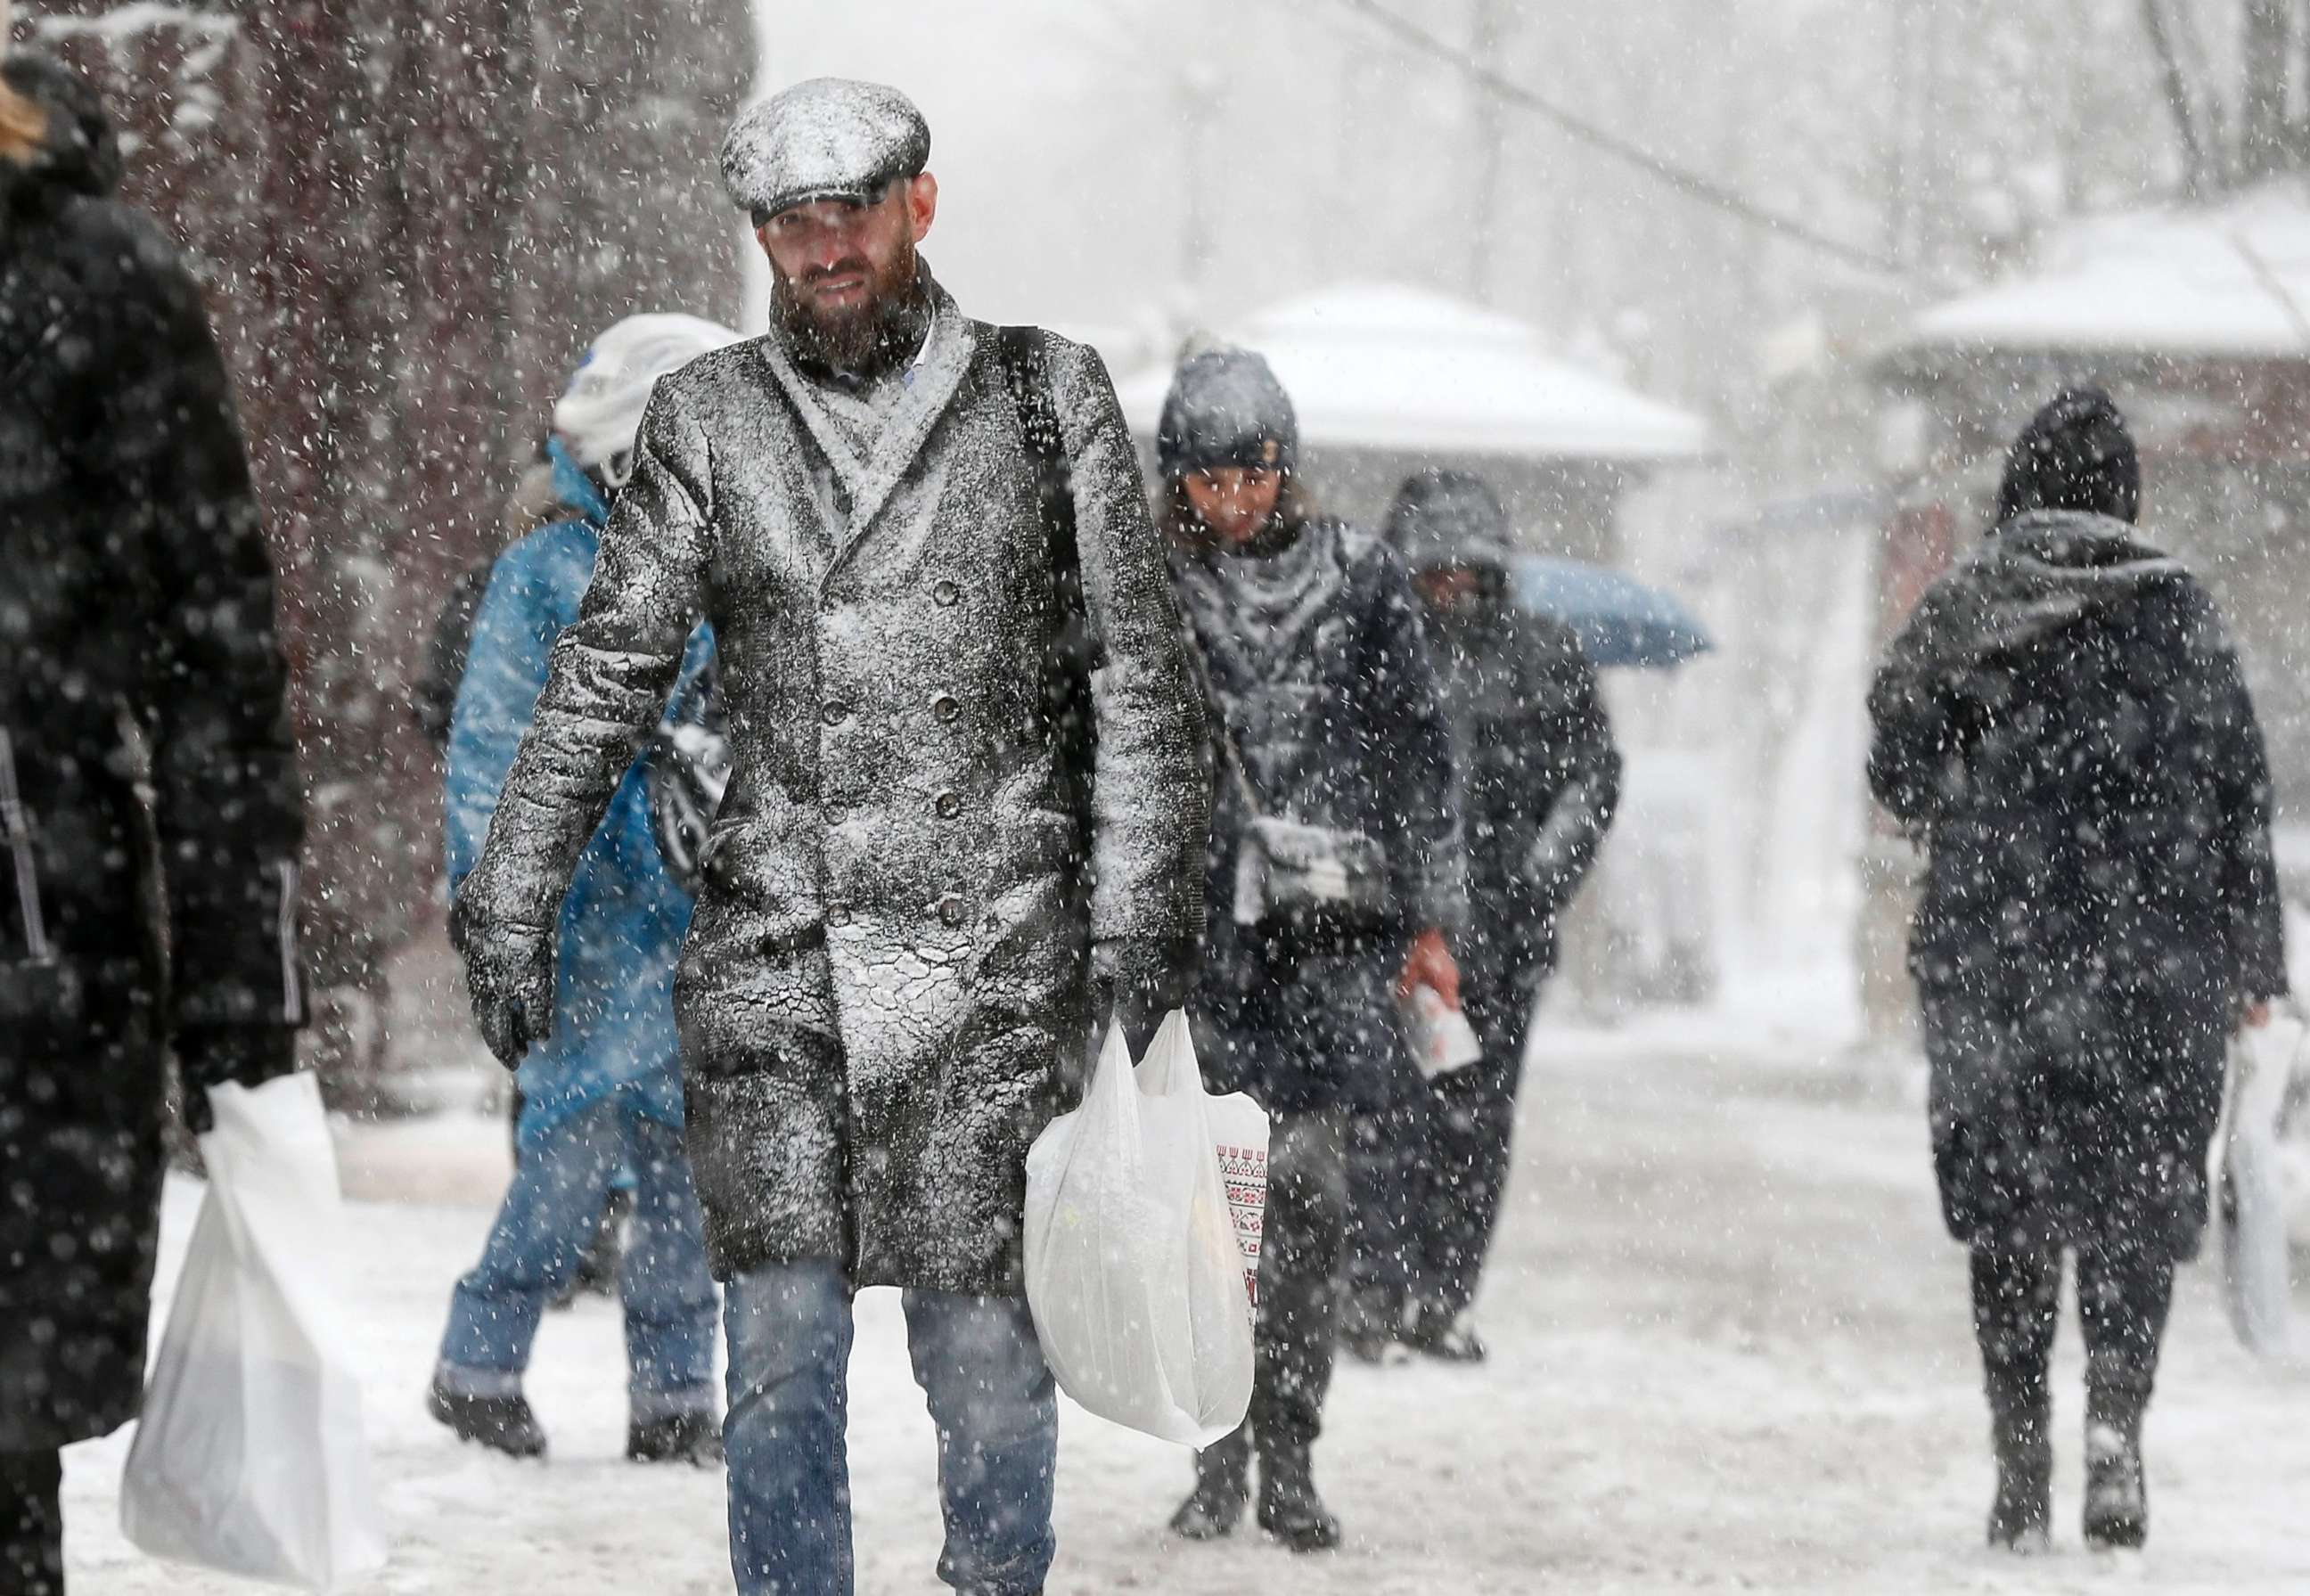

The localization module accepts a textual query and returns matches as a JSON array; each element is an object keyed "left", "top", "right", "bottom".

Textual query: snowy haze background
[
  {"left": 24, "top": 0, "right": 2310, "bottom": 1589},
  {"left": 750, "top": 0, "right": 2191, "bottom": 392}
]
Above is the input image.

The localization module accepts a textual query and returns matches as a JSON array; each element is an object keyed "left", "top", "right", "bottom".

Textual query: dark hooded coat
[
  {"left": 1870, "top": 485, "right": 2284, "bottom": 1255},
  {"left": 1167, "top": 496, "right": 1467, "bottom": 1113},
  {"left": 1, "top": 58, "right": 305, "bottom": 1451},
  {"left": 1388, "top": 471, "right": 1619, "bottom": 993}
]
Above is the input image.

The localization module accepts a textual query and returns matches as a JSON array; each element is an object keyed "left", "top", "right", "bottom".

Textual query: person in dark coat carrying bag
[
  {"left": 451, "top": 78, "right": 1207, "bottom": 1596},
  {"left": 1153, "top": 348, "right": 1467, "bottom": 1551},
  {"left": 1868, "top": 388, "right": 2286, "bottom": 1555},
  {"left": 1375, "top": 469, "right": 1620, "bottom": 1363},
  {"left": 0, "top": 44, "right": 305, "bottom": 1596}
]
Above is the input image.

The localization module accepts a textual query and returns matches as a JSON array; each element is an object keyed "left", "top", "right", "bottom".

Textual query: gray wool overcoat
[{"left": 458, "top": 287, "right": 1208, "bottom": 1294}]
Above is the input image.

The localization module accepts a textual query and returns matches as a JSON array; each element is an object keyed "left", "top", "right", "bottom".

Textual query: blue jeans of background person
[
  {"left": 437, "top": 1093, "right": 717, "bottom": 1416},
  {"left": 723, "top": 1259, "right": 1056, "bottom": 1596}
]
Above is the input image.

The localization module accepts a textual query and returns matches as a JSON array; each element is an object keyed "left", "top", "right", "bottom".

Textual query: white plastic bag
[
  {"left": 2215, "top": 1010, "right": 2304, "bottom": 1360},
  {"left": 1024, "top": 1011, "right": 1267, "bottom": 1445},
  {"left": 122, "top": 1074, "right": 389, "bottom": 1588}
]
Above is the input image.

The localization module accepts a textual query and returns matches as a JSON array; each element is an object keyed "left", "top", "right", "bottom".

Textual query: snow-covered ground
[{"left": 61, "top": 1012, "right": 2310, "bottom": 1594}]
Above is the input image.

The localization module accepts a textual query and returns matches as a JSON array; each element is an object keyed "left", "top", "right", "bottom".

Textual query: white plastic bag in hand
[
  {"left": 1024, "top": 1011, "right": 1267, "bottom": 1445},
  {"left": 2216, "top": 1011, "right": 2303, "bottom": 1360},
  {"left": 122, "top": 1074, "right": 388, "bottom": 1589}
]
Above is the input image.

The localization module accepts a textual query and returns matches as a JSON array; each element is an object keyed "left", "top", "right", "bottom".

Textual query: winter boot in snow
[
  {"left": 428, "top": 1377, "right": 548, "bottom": 1460},
  {"left": 1257, "top": 1442, "right": 1341, "bottom": 1552},
  {"left": 627, "top": 1409, "right": 724, "bottom": 1467},
  {"left": 1985, "top": 1402, "right": 2052, "bottom": 1551},
  {"left": 1169, "top": 1428, "right": 1250, "bottom": 1540},
  {"left": 1404, "top": 1303, "right": 1488, "bottom": 1364},
  {"left": 1337, "top": 1283, "right": 1404, "bottom": 1365},
  {"left": 2082, "top": 1412, "right": 2147, "bottom": 1550}
]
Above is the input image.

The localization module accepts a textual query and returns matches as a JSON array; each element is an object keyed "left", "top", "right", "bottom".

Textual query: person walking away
[
  {"left": 1867, "top": 388, "right": 2286, "bottom": 1553},
  {"left": 428, "top": 314, "right": 741, "bottom": 1467},
  {"left": 449, "top": 78, "right": 1207, "bottom": 1596},
  {"left": 1381, "top": 468, "right": 1618, "bottom": 1363},
  {"left": 1, "top": 44, "right": 306, "bottom": 1595},
  {"left": 1156, "top": 348, "right": 1466, "bottom": 1550}
]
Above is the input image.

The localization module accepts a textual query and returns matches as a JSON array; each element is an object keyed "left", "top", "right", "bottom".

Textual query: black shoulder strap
[
  {"left": 996, "top": 325, "right": 1102, "bottom": 862},
  {"left": 995, "top": 325, "right": 1091, "bottom": 657}
]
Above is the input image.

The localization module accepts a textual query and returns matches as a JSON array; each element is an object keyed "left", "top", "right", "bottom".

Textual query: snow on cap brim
[{"left": 721, "top": 77, "right": 929, "bottom": 221}]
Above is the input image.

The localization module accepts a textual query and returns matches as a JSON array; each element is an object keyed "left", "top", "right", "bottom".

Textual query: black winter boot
[
  {"left": 1169, "top": 1429, "right": 1250, "bottom": 1540},
  {"left": 627, "top": 1409, "right": 724, "bottom": 1467},
  {"left": 2082, "top": 1412, "right": 2147, "bottom": 1550},
  {"left": 1337, "top": 1284, "right": 1404, "bottom": 1365},
  {"left": 428, "top": 1378, "right": 548, "bottom": 1460},
  {"left": 1257, "top": 1442, "right": 1340, "bottom": 1552},
  {"left": 1404, "top": 1303, "right": 1488, "bottom": 1364},
  {"left": 1986, "top": 1401, "right": 2052, "bottom": 1552}
]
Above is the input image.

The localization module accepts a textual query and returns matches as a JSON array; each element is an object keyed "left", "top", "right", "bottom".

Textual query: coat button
[
  {"left": 932, "top": 579, "right": 960, "bottom": 608},
  {"left": 932, "top": 693, "right": 961, "bottom": 724},
  {"left": 821, "top": 701, "right": 850, "bottom": 726},
  {"left": 938, "top": 894, "right": 967, "bottom": 929},
  {"left": 827, "top": 904, "right": 851, "bottom": 928},
  {"left": 935, "top": 790, "right": 962, "bottom": 819}
]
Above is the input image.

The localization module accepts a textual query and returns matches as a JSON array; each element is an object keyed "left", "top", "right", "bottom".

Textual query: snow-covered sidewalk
[{"left": 61, "top": 1017, "right": 2310, "bottom": 1593}]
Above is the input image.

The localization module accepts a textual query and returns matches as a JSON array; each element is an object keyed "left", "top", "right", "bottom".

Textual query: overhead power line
[{"left": 1327, "top": 0, "right": 1910, "bottom": 279}]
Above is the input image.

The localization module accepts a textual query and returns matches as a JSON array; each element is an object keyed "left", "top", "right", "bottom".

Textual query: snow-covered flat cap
[{"left": 721, "top": 78, "right": 930, "bottom": 222}]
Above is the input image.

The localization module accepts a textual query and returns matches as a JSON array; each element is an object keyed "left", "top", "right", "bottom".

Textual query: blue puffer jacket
[{"left": 446, "top": 444, "right": 709, "bottom": 1150}]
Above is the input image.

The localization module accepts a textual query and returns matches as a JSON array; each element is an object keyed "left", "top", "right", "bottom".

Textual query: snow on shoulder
[
  {"left": 1891, "top": 184, "right": 2310, "bottom": 362},
  {"left": 1117, "top": 282, "right": 1711, "bottom": 463}
]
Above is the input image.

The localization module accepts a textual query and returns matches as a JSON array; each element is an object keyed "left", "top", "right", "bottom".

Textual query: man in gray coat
[{"left": 452, "top": 78, "right": 1208, "bottom": 1596}]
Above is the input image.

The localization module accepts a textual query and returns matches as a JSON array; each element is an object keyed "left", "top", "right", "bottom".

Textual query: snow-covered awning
[
  {"left": 1116, "top": 283, "right": 1712, "bottom": 464},
  {"left": 1886, "top": 184, "right": 2310, "bottom": 364}
]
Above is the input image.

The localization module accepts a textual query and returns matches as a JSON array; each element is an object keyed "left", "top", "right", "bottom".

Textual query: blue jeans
[
  {"left": 438, "top": 1094, "right": 717, "bottom": 1413},
  {"left": 724, "top": 1260, "right": 1056, "bottom": 1595}
]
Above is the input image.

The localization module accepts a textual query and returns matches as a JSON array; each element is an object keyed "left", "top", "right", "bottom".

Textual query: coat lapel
[
  {"left": 830, "top": 298, "right": 979, "bottom": 572},
  {"left": 753, "top": 336, "right": 872, "bottom": 509}
]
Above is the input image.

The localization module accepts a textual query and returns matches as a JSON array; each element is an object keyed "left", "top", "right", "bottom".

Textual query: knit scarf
[
  {"left": 1170, "top": 512, "right": 1345, "bottom": 696},
  {"left": 1883, "top": 510, "right": 2185, "bottom": 685}
]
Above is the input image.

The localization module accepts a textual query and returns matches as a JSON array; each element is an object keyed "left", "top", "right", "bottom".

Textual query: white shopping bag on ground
[
  {"left": 2216, "top": 1009, "right": 2304, "bottom": 1360},
  {"left": 122, "top": 1073, "right": 388, "bottom": 1588},
  {"left": 1024, "top": 1011, "right": 1267, "bottom": 1445}
]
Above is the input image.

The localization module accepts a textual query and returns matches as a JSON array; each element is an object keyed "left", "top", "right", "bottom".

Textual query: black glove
[
  {"left": 452, "top": 888, "right": 556, "bottom": 1071},
  {"left": 177, "top": 1028, "right": 299, "bottom": 1135}
]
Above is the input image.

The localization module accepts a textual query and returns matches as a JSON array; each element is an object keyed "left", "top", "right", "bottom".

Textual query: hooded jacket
[
  {"left": 1, "top": 55, "right": 304, "bottom": 1449},
  {"left": 1167, "top": 495, "right": 1466, "bottom": 1112},
  {"left": 1870, "top": 501, "right": 2284, "bottom": 1253},
  {"left": 445, "top": 441, "right": 711, "bottom": 1152},
  {"left": 1388, "top": 471, "right": 1620, "bottom": 988}
]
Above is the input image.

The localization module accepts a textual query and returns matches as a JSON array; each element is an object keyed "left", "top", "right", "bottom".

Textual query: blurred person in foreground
[
  {"left": 1868, "top": 388, "right": 2285, "bottom": 1553},
  {"left": 1155, "top": 348, "right": 1465, "bottom": 1551},
  {"left": 0, "top": 37, "right": 305, "bottom": 1595},
  {"left": 450, "top": 78, "right": 1205, "bottom": 1595},
  {"left": 1365, "top": 469, "right": 1619, "bottom": 1363},
  {"left": 426, "top": 314, "right": 740, "bottom": 1468}
]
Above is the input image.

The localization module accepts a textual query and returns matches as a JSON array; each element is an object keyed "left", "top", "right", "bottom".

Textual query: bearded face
[{"left": 768, "top": 220, "right": 922, "bottom": 376}]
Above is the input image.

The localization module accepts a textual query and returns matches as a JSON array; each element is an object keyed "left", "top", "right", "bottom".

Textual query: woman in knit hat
[{"left": 1154, "top": 346, "right": 1467, "bottom": 1551}]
